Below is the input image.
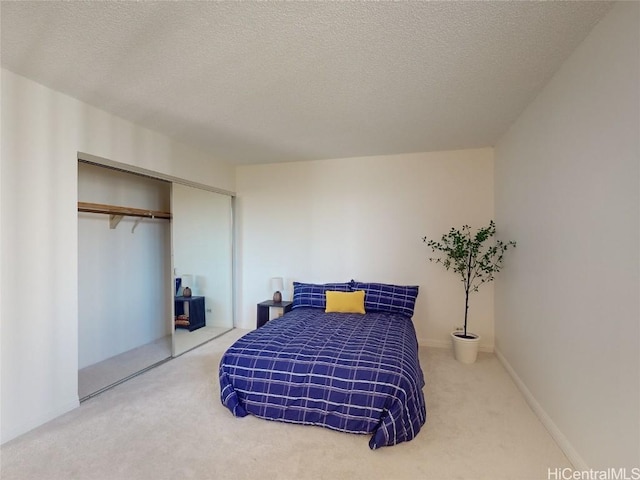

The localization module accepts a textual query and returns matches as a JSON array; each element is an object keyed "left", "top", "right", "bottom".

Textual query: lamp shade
[
  {"left": 181, "top": 274, "right": 193, "bottom": 289},
  {"left": 270, "top": 277, "right": 284, "bottom": 293}
]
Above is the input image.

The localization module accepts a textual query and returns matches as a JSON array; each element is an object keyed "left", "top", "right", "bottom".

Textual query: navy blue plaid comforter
[{"left": 219, "top": 308, "right": 426, "bottom": 449}]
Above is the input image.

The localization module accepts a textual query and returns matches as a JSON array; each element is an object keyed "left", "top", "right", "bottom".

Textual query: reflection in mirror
[{"left": 172, "top": 183, "right": 234, "bottom": 356}]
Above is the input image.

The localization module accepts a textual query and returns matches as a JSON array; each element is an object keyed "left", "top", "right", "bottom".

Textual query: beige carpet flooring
[
  {"left": 173, "top": 325, "right": 233, "bottom": 356},
  {"left": 78, "top": 336, "right": 172, "bottom": 400},
  {"left": 1, "top": 329, "right": 571, "bottom": 480}
]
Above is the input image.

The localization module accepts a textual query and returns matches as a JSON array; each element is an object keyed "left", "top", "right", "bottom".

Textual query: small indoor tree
[{"left": 423, "top": 220, "right": 516, "bottom": 339}]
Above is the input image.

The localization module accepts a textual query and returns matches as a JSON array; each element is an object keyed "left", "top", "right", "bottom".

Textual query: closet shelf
[
  {"left": 78, "top": 202, "right": 171, "bottom": 231},
  {"left": 78, "top": 202, "right": 172, "bottom": 219}
]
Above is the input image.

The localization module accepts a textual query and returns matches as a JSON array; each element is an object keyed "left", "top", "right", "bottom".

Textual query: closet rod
[{"left": 78, "top": 202, "right": 172, "bottom": 220}]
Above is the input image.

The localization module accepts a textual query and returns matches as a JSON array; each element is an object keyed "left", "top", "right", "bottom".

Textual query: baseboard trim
[
  {"left": 1, "top": 397, "right": 79, "bottom": 445},
  {"left": 494, "top": 347, "right": 587, "bottom": 470},
  {"left": 421, "top": 338, "right": 494, "bottom": 353}
]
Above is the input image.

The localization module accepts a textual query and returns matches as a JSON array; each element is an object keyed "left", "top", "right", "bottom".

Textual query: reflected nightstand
[{"left": 175, "top": 296, "right": 205, "bottom": 331}]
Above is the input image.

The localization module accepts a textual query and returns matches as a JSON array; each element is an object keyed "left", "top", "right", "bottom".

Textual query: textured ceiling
[{"left": 1, "top": 1, "right": 613, "bottom": 165}]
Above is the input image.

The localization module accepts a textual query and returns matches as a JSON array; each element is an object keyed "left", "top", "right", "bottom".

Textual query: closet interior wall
[{"left": 77, "top": 163, "right": 172, "bottom": 372}]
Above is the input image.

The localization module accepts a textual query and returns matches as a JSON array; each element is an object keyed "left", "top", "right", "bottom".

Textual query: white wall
[
  {"left": 494, "top": 2, "right": 639, "bottom": 469},
  {"left": 236, "top": 148, "right": 494, "bottom": 347},
  {"left": 0, "top": 69, "right": 235, "bottom": 443},
  {"left": 78, "top": 164, "right": 171, "bottom": 369}
]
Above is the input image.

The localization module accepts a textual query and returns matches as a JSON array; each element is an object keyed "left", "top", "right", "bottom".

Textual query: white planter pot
[{"left": 451, "top": 331, "right": 481, "bottom": 364}]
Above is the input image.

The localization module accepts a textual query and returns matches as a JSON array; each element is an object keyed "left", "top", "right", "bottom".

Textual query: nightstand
[
  {"left": 175, "top": 296, "right": 206, "bottom": 331},
  {"left": 256, "top": 300, "right": 293, "bottom": 328}
]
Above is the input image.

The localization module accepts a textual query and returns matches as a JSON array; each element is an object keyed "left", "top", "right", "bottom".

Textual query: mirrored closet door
[{"left": 171, "top": 183, "right": 234, "bottom": 356}]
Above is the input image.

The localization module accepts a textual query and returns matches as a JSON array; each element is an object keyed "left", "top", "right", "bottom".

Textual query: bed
[{"left": 219, "top": 281, "right": 426, "bottom": 449}]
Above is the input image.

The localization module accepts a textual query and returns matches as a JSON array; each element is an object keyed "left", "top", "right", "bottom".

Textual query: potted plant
[{"left": 423, "top": 221, "right": 516, "bottom": 364}]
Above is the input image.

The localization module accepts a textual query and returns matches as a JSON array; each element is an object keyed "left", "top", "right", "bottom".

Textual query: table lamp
[
  {"left": 181, "top": 274, "right": 193, "bottom": 297},
  {"left": 271, "top": 277, "right": 284, "bottom": 303}
]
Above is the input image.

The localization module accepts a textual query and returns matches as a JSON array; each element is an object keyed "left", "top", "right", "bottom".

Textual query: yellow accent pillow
[{"left": 325, "top": 290, "right": 366, "bottom": 314}]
